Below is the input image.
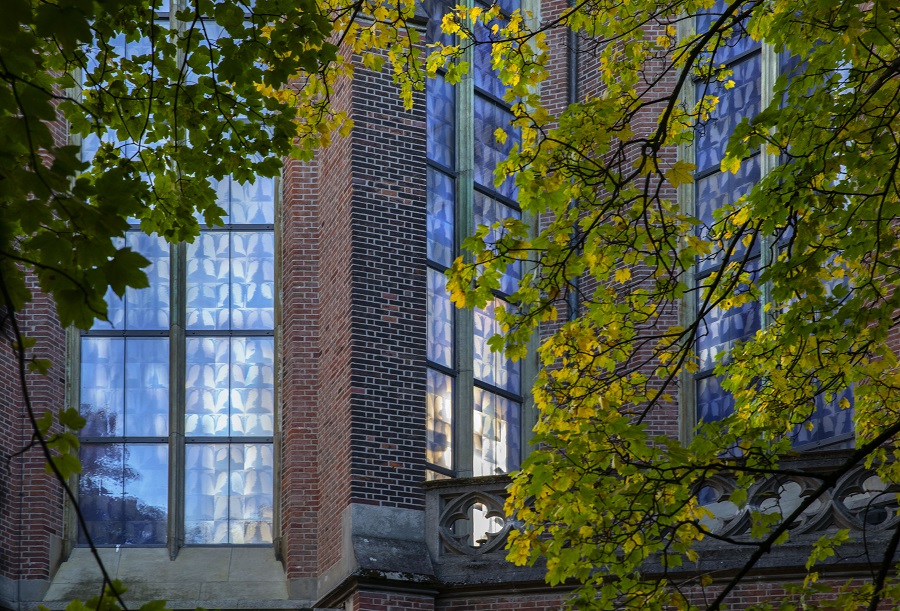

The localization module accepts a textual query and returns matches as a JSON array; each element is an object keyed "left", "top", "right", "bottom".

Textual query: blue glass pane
[
  {"left": 81, "top": 338, "right": 125, "bottom": 437},
  {"left": 79, "top": 443, "right": 167, "bottom": 545},
  {"left": 427, "top": 75, "right": 455, "bottom": 168},
  {"left": 779, "top": 51, "right": 804, "bottom": 82},
  {"left": 123, "top": 444, "right": 168, "bottom": 544},
  {"left": 427, "top": 167, "right": 455, "bottom": 267},
  {"left": 473, "top": 387, "right": 521, "bottom": 475},
  {"left": 84, "top": 33, "right": 125, "bottom": 77},
  {"left": 210, "top": 176, "right": 231, "bottom": 219},
  {"left": 696, "top": 290, "right": 761, "bottom": 371},
  {"left": 495, "top": 0, "right": 520, "bottom": 17},
  {"left": 473, "top": 299, "right": 520, "bottom": 393},
  {"left": 473, "top": 22, "right": 507, "bottom": 99},
  {"left": 187, "top": 231, "right": 230, "bottom": 330},
  {"left": 427, "top": 369, "right": 453, "bottom": 469},
  {"left": 427, "top": 268, "right": 453, "bottom": 368},
  {"left": 91, "top": 233, "right": 169, "bottom": 331},
  {"left": 185, "top": 337, "right": 230, "bottom": 436},
  {"left": 474, "top": 192, "right": 522, "bottom": 295},
  {"left": 231, "top": 176, "right": 275, "bottom": 224},
  {"left": 425, "top": 0, "right": 454, "bottom": 47},
  {"left": 695, "top": 155, "right": 761, "bottom": 272},
  {"left": 184, "top": 443, "right": 273, "bottom": 544},
  {"left": 184, "top": 444, "right": 230, "bottom": 544},
  {"left": 231, "top": 231, "right": 275, "bottom": 330},
  {"left": 184, "top": 22, "right": 228, "bottom": 85},
  {"left": 125, "top": 233, "right": 171, "bottom": 330},
  {"left": 124, "top": 338, "right": 169, "bottom": 436},
  {"left": 474, "top": 97, "right": 518, "bottom": 199},
  {"left": 695, "top": 52, "right": 761, "bottom": 173},
  {"left": 696, "top": 1, "right": 759, "bottom": 66},
  {"left": 229, "top": 443, "right": 274, "bottom": 544},
  {"left": 230, "top": 337, "right": 275, "bottom": 436},
  {"left": 793, "top": 386, "right": 854, "bottom": 447},
  {"left": 696, "top": 375, "right": 735, "bottom": 423},
  {"left": 79, "top": 444, "right": 125, "bottom": 544},
  {"left": 185, "top": 336, "right": 274, "bottom": 437}
]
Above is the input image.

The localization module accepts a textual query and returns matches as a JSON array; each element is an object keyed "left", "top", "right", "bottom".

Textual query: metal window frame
[{"left": 424, "top": 0, "right": 538, "bottom": 479}]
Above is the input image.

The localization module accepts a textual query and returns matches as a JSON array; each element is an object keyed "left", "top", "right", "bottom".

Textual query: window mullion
[
  {"left": 64, "top": 326, "right": 82, "bottom": 555},
  {"left": 677, "top": 15, "right": 698, "bottom": 443},
  {"left": 169, "top": 241, "right": 187, "bottom": 558},
  {"left": 455, "top": 17, "right": 476, "bottom": 478},
  {"left": 759, "top": 42, "right": 778, "bottom": 327}
]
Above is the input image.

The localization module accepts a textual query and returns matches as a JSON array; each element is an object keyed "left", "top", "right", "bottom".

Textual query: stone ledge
[{"left": 40, "top": 547, "right": 303, "bottom": 610}]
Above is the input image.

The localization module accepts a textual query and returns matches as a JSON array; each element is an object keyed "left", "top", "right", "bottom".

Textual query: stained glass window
[
  {"left": 692, "top": 1, "right": 762, "bottom": 426},
  {"left": 425, "top": 0, "right": 525, "bottom": 479},
  {"left": 692, "top": 1, "right": 853, "bottom": 445}
]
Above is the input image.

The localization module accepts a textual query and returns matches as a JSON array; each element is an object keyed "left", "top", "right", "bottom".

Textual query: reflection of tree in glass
[{"left": 78, "top": 402, "right": 167, "bottom": 545}]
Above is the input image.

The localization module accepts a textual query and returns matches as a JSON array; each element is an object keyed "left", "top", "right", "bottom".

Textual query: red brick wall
[
  {"left": 286, "top": 43, "right": 429, "bottom": 578},
  {"left": 437, "top": 592, "right": 568, "bottom": 610},
  {"left": 563, "top": 16, "right": 681, "bottom": 440},
  {"left": 356, "top": 589, "right": 436, "bottom": 611},
  {"left": 280, "top": 152, "right": 322, "bottom": 580},
  {"left": 0, "top": 106, "right": 69, "bottom": 587},
  {"left": 346, "top": 56, "right": 428, "bottom": 509},
  {"left": 0, "top": 277, "right": 67, "bottom": 583},
  {"left": 314, "top": 60, "right": 357, "bottom": 575}
]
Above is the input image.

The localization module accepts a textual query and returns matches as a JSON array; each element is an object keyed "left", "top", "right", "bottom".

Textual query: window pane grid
[
  {"left": 690, "top": 1, "right": 853, "bottom": 445},
  {"left": 79, "top": 177, "right": 275, "bottom": 546},
  {"left": 424, "top": 0, "right": 525, "bottom": 478},
  {"left": 183, "top": 443, "right": 274, "bottom": 545}
]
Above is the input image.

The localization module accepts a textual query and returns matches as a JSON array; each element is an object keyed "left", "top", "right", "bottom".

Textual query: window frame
[
  {"left": 678, "top": 11, "right": 854, "bottom": 449},
  {"left": 67, "top": 0, "right": 282, "bottom": 555},
  {"left": 424, "top": 0, "right": 538, "bottom": 480}
]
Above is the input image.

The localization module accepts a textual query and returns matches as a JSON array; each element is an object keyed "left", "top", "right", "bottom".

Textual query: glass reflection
[
  {"left": 696, "top": 375, "right": 735, "bottom": 423},
  {"left": 427, "top": 269, "right": 453, "bottom": 368},
  {"left": 696, "top": 295, "right": 761, "bottom": 371},
  {"left": 124, "top": 339, "right": 169, "bottom": 436},
  {"left": 124, "top": 233, "right": 170, "bottom": 330},
  {"left": 186, "top": 231, "right": 274, "bottom": 331},
  {"left": 427, "top": 369, "right": 453, "bottom": 469},
  {"left": 185, "top": 337, "right": 274, "bottom": 437},
  {"left": 187, "top": 231, "right": 230, "bottom": 330},
  {"left": 231, "top": 232, "right": 275, "bottom": 330},
  {"left": 427, "top": 75, "right": 455, "bottom": 168},
  {"left": 427, "top": 168, "right": 455, "bottom": 268},
  {"left": 184, "top": 443, "right": 274, "bottom": 544},
  {"left": 81, "top": 337, "right": 125, "bottom": 437},
  {"left": 695, "top": 53, "right": 761, "bottom": 173},
  {"left": 81, "top": 338, "right": 169, "bottom": 437},
  {"left": 474, "top": 97, "right": 518, "bottom": 200},
  {"left": 473, "top": 21, "right": 508, "bottom": 99},
  {"left": 473, "top": 388, "right": 520, "bottom": 476},
  {"left": 474, "top": 192, "right": 522, "bottom": 295},
  {"left": 79, "top": 443, "right": 167, "bottom": 545},
  {"left": 92, "top": 233, "right": 169, "bottom": 331},
  {"left": 474, "top": 299, "right": 520, "bottom": 393}
]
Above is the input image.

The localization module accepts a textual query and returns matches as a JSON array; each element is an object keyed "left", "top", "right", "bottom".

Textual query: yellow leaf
[
  {"left": 494, "top": 128, "right": 508, "bottom": 144},
  {"left": 614, "top": 267, "right": 632, "bottom": 283},
  {"left": 665, "top": 160, "right": 696, "bottom": 188},
  {"left": 721, "top": 154, "right": 742, "bottom": 174},
  {"left": 441, "top": 13, "right": 461, "bottom": 34}
]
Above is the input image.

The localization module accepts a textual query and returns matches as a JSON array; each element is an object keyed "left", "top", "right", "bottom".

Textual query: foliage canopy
[
  {"left": 432, "top": 0, "right": 900, "bottom": 609},
  {"left": 5, "top": 0, "right": 900, "bottom": 609}
]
